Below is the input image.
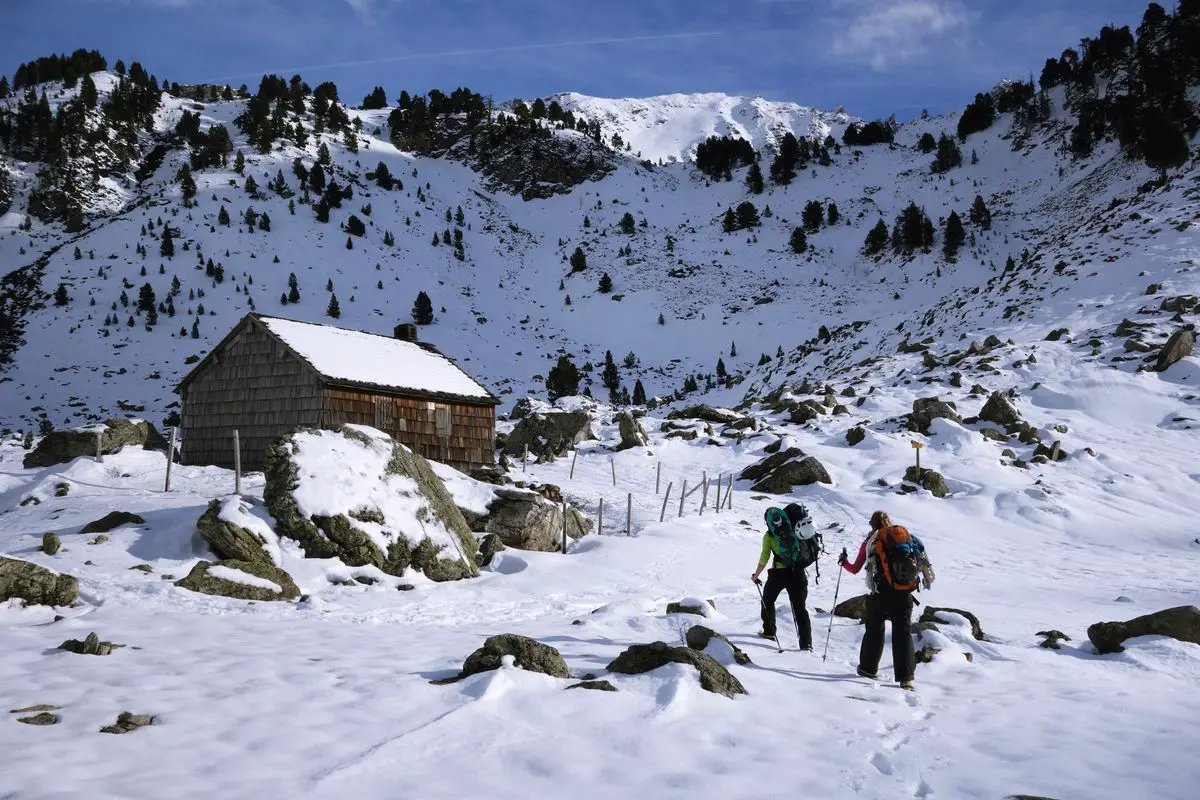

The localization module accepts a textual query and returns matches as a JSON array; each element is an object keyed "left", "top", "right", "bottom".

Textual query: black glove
[{"left": 837, "top": 548, "right": 848, "bottom": 566}]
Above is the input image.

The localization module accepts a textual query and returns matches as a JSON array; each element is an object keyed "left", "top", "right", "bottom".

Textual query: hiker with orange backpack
[{"left": 839, "top": 511, "right": 934, "bottom": 690}]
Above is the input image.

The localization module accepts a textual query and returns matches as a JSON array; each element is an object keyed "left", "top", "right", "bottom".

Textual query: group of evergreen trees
[
  {"left": 722, "top": 201, "right": 761, "bottom": 232},
  {"left": 842, "top": 120, "right": 895, "bottom": 146},
  {"left": 863, "top": 194, "right": 992, "bottom": 259},
  {"left": 695, "top": 135, "right": 756, "bottom": 180}
]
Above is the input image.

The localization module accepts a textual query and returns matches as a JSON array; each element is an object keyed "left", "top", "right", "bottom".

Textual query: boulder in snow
[
  {"left": 23, "top": 418, "right": 167, "bottom": 469},
  {"left": 615, "top": 411, "right": 647, "bottom": 450},
  {"left": 196, "top": 497, "right": 280, "bottom": 567},
  {"left": 454, "top": 634, "right": 570, "bottom": 680},
  {"left": 1087, "top": 606, "right": 1200, "bottom": 654},
  {"left": 903, "top": 466, "right": 949, "bottom": 498},
  {"left": 99, "top": 712, "right": 155, "bottom": 735},
  {"left": 920, "top": 606, "right": 986, "bottom": 641},
  {"left": 739, "top": 447, "right": 831, "bottom": 493},
  {"left": 979, "top": 390, "right": 1021, "bottom": 427},
  {"left": 567, "top": 680, "right": 617, "bottom": 692},
  {"left": 685, "top": 625, "right": 751, "bottom": 665},
  {"left": 606, "top": 642, "right": 746, "bottom": 698},
  {"left": 1037, "top": 630, "right": 1071, "bottom": 650},
  {"left": 59, "top": 632, "right": 122, "bottom": 656},
  {"left": 41, "top": 533, "right": 61, "bottom": 556},
  {"left": 264, "top": 426, "right": 478, "bottom": 581},
  {"left": 80, "top": 511, "right": 144, "bottom": 535},
  {"left": 833, "top": 594, "right": 871, "bottom": 621},
  {"left": 909, "top": 397, "right": 960, "bottom": 434},
  {"left": 175, "top": 560, "right": 300, "bottom": 602},
  {"left": 1154, "top": 328, "right": 1195, "bottom": 372},
  {"left": 0, "top": 557, "right": 78, "bottom": 607},
  {"left": 503, "top": 411, "right": 594, "bottom": 462}
]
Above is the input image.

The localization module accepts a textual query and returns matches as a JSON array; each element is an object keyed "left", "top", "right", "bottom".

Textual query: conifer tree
[
  {"left": 244, "top": 174, "right": 258, "bottom": 195},
  {"left": 746, "top": 162, "right": 764, "bottom": 194},
  {"left": 601, "top": 350, "right": 621, "bottom": 399},
  {"left": 969, "top": 195, "right": 992, "bottom": 230},
  {"left": 569, "top": 247, "right": 587, "bottom": 273},
  {"left": 730, "top": 342, "right": 737, "bottom": 357},
  {"left": 632, "top": 379, "right": 646, "bottom": 405},
  {"left": 217, "top": 205, "right": 230, "bottom": 226},
  {"left": 191, "top": 319, "right": 200, "bottom": 338},
  {"left": 827, "top": 203, "right": 840, "bottom": 225},
  {"left": 235, "top": 150, "right": 245, "bottom": 174},
  {"left": 736, "top": 201, "right": 760, "bottom": 229},
  {"left": 918, "top": 132, "right": 937, "bottom": 153},
  {"left": 598, "top": 272, "right": 613, "bottom": 293},
  {"left": 74, "top": 246, "right": 82, "bottom": 260},
  {"left": 716, "top": 358, "right": 727, "bottom": 378},
  {"left": 802, "top": 200, "right": 824, "bottom": 232},
  {"left": 620, "top": 212, "right": 636, "bottom": 234},
  {"left": 943, "top": 211, "right": 965, "bottom": 260},
  {"left": 288, "top": 272, "right": 300, "bottom": 303},
  {"left": 864, "top": 219, "right": 889, "bottom": 255},
  {"left": 790, "top": 227, "right": 808, "bottom": 254},
  {"left": 54, "top": 283, "right": 69, "bottom": 306},
  {"left": 722, "top": 207, "right": 737, "bottom": 233},
  {"left": 658, "top": 313, "right": 665, "bottom": 325},
  {"left": 160, "top": 227, "right": 174, "bottom": 258},
  {"left": 326, "top": 293, "right": 341, "bottom": 318},
  {"left": 412, "top": 290, "right": 434, "bottom": 324},
  {"left": 346, "top": 214, "right": 366, "bottom": 236},
  {"left": 546, "top": 355, "right": 581, "bottom": 401}
]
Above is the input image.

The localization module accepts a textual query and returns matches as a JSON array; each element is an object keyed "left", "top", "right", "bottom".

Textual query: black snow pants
[
  {"left": 760, "top": 566, "right": 812, "bottom": 649},
  {"left": 858, "top": 588, "right": 916, "bottom": 682}
]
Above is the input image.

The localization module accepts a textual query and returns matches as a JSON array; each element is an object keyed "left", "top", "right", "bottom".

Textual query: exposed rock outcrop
[
  {"left": 265, "top": 426, "right": 477, "bottom": 581},
  {"left": 979, "top": 390, "right": 1021, "bottom": 427},
  {"left": 739, "top": 447, "right": 831, "bottom": 493},
  {"left": 175, "top": 560, "right": 300, "bottom": 602},
  {"left": 196, "top": 498, "right": 276, "bottom": 566},
  {"left": 0, "top": 557, "right": 78, "bottom": 607},
  {"left": 23, "top": 418, "right": 167, "bottom": 469},
  {"left": 438, "top": 634, "right": 569, "bottom": 682},
  {"left": 484, "top": 487, "right": 592, "bottom": 552},
  {"left": 503, "top": 411, "right": 594, "bottom": 462},
  {"left": 1154, "top": 328, "right": 1195, "bottom": 372},
  {"left": 606, "top": 641, "right": 746, "bottom": 698},
  {"left": 1087, "top": 606, "right": 1200, "bottom": 654},
  {"left": 909, "top": 397, "right": 961, "bottom": 433},
  {"left": 616, "top": 411, "right": 647, "bottom": 450}
]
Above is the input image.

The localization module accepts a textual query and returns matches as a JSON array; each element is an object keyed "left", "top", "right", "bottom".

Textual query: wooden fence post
[
  {"left": 164, "top": 427, "right": 177, "bottom": 492},
  {"left": 725, "top": 473, "right": 734, "bottom": 509},
  {"left": 714, "top": 473, "right": 721, "bottom": 514},
  {"left": 233, "top": 429, "right": 242, "bottom": 496},
  {"left": 95, "top": 430, "right": 103, "bottom": 464},
  {"left": 561, "top": 500, "right": 568, "bottom": 554},
  {"left": 569, "top": 449, "right": 578, "bottom": 480},
  {"left": 678, "top": 479, "right": 687, "bottom": 518},
  {"left": 598, "top": 497, "right": 604, "bottom": 537},
  {"left": 660, "top": 482, "right": 673, "bottom": 522},
  {"left": 655, "top": 462, "right": 661, "bottom": 494},
  {"left": 522, "top": 444, "right": 528, "bottom": 473},
  {"left": 626, "top": 492, "right": 632, "bottom": 536},
  {"left": 700, "top": 470, "right": 709, "bottom": 515},
  {"left": 610, "top": 458, "right": 617, "bottom": 487}
]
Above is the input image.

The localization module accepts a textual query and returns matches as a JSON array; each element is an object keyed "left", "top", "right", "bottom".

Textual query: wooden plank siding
[
  {"left": 179, "top": 323, "right": 323, "bottom": 471},
  {"left": 321, "top": 389, "right": 494, "bottom": 472}
]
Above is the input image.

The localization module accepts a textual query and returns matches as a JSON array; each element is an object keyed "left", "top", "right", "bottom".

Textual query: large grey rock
[
  {"left": 99, "top": 712, "right": 155, "bottom": 734},
  {"left": 606, "top": 641, "right": 746, "bottom": 698},
  {"left": 1033, "top": 440, "right": 1069, "bottom": 463},
  {"left": 667, "top": 404, "right": 741, "bottom": 424},
  {"left": 616, "top": 411, "right": 647, "bottom": 450},
  {"left": 920, "top": 606, "right": 985, "bottom": 640},
  {"left": 1087, "top": 606, "right": 1200, "bottom": 654},
  {"left": 504, "top": 411, "right": 594, "bottom": 462},
  {"left": 23, "top": 418, "right": 167, "bottom": 469},
  {"left": 909, "top": 397, "right": 961, "bottom": 433},
  {"left": 0, "top": 557, "right": 78, "bottom": 607},
  {"left": 834, "top": 594, "right": 871, "bottom": 621},
  {"left": 175, "top": 560, "right": 300, "bottom": 602},
  {"left": 740, "top": 448, "right": 831, "bottom": 493},
  {"left": 41, "top": 533, "right": 61, "bottom": 556},
  {"left": 979, "top": 391, "right": 1021, "bottom": 427},
  {"left": 80, "top": 511, "right": 145, "bottom": 535},
  {"left": 196, "top": 499, "right": 274, "bottom": 566},
  {"left": 904, "top": 466, "right": 949, "bottom": 498},
  {"left": 685, "top": 625, "right": 751, "bottom": 665},
  {"left": 1155, "top": 328, "right": 1195, "bottom": 372},
  {"left": 59, "top": 632, "right": 121, "bottom": 656},
  {"left": 846, "top": 427, "right": 866, "bottom": 446},
  {"left": 484, "top": 487, "right": 591, "bottom": 552},
  {"left": 265, "top": 427, "right": 477, "bottom": 581},
  {"left": 458, "top": 634, "right": 569, "bottom": 679}
]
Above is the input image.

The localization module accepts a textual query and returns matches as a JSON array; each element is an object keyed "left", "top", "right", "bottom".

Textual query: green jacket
[{"left": 757, "top": 532, "right": 789, "bottom": 570}]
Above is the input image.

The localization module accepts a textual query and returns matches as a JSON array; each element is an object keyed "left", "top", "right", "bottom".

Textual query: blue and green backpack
[{"left": 765, "top": 503, "right": 824, "bottom": 581}]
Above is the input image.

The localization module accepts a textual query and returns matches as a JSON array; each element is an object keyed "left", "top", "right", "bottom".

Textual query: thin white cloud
[{"left": 827, "top": 0, "right": 974, "bottom": 71}]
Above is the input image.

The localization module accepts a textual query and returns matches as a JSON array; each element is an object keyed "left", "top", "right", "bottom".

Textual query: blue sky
[{"left": 4, "top": 0, "right": 1155, "bottom": 119}]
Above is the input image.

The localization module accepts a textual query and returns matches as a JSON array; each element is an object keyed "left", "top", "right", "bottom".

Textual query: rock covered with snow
[
  {"left": 738, "top": 447, "right": 831, "bottom": 493},
  {"left": 503, "top": 411, "right": 595, "bottom": 463},
  {"left": 0, "top": 557, "right": 78, "bottom": 607},
  {"left": 264, "top": 425, "right": 478, "bottom": 582},
  {"left": 1087, "top": 605, "right": 1200, "bottom": 654},
  {"left": 23, "top": 418, "right": 167, "bottom": 469},
  {"left": 910, "top": 397, "right": 961, "bottom": 434},
  {"left": 196, "top": 496, "right": 282, "bottom": 567},
  {"left": 175, "top": 560, "right": 300, "bottom": 602},
  {"left": 615, "top": 411, "right": 647, "bottom": 450},
  {"left": 435, "top": 634, "right": 570, "bottom": 683},
  {"left": 482, "top": 487, "right": 592, "bottom": 552},
  {"left": 605, "top": 641, "right": 746, "bottom": 698},
  {"left": 979, "top": 390, "right": 1022, "bottom": 427}
]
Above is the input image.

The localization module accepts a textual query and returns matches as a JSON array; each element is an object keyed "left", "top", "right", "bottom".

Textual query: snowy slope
[{"left": 550, "top": 91, "right": 859, "bottom": 163}]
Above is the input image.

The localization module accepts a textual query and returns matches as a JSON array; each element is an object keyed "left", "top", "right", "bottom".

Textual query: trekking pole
[
  {"left": 753, "top": 578, "right": 783, "bottom": 653},
  {"left": 822, "top": 548, "right": 848, "bottom": 662}
]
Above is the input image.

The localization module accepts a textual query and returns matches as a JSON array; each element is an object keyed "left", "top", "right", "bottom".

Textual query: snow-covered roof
[
  {"left": 179, "top": 314, "right": 496, "bottom": 404},
  {"left": 259, "top": 316, "right": 495, "bottom": 403}
]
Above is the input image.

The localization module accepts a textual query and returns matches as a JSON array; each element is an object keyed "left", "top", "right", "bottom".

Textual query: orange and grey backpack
[{"left": 872, "top": 525, "right": 925, "bottom": 591}]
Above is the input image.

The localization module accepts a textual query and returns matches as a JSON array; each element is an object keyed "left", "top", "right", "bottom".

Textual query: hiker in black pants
[
  {"left": 751, "top": 505, "right": 813, "bottom": 650},
  {"left": 839, "top": 510, "right": 928, "bottom": 689}
]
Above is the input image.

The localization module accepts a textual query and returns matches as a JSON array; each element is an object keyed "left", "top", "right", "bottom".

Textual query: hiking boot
[
  {"left": 899, "top": 680, "right": 914, "bottom": 691},
  {"left": 800, "top": 645, "right": 813, "bottom": 652},
  {"left": 759, "top": 631, "right": 777, "bottom": 640},
  {"left": 856, "top": 666, "right": 877, "bottom": 680}
]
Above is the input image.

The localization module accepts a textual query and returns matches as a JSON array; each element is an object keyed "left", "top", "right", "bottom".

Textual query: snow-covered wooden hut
[{"left": 176, "top": 313, "right": 498, "bottom": 473}]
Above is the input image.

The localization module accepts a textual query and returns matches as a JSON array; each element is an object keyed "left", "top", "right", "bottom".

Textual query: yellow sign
[{"left": 911, "top": 441, "right": 924, "bottom": 449}]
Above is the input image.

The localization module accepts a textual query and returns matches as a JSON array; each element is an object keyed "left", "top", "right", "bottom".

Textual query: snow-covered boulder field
[{"left": 263, "top": 425, "right": 479, "bottom": 581}]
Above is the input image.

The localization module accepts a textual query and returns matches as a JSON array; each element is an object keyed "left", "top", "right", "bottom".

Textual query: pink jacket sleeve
[{"left": 842, "top": 539, "right": 868, "bottom": 575}]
